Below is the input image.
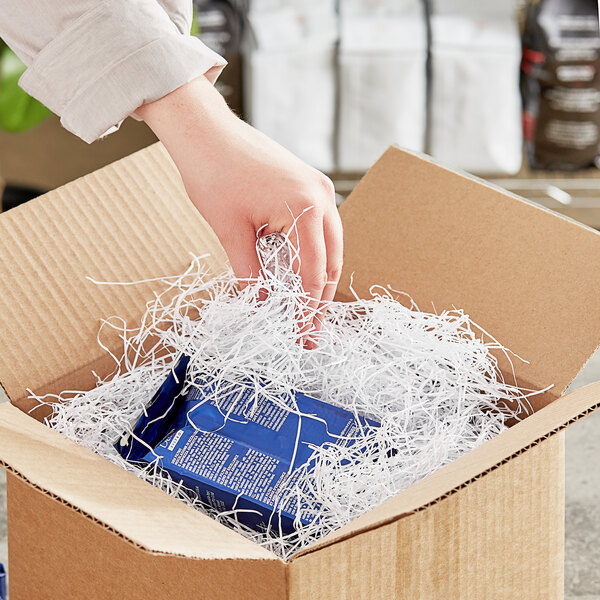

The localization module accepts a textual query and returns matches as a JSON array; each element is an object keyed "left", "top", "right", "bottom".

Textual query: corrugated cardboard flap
[
  {"left": 0, "top": 402, "right": 279, "bottom": 562},
  {"left": 0, "top": 143, "right": 225, "bottom": 410},
  {"left": 293, "top": 379, "right": 600, "bottom": 559},
  {"left": 337, "top": 146, "right": 600, "bottom": 406}
]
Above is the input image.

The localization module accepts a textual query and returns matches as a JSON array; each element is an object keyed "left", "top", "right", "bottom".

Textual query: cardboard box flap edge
[
  {"left": 2, "top": 376, "right": 597, "bottom": 565},
  {"left": 293, "top": 378, "right": 600, "bottom": 559},
  {"left": 0, "top": 143, "right": 226, "bottom": 409},
  {"left": 0, "top": 402, "right": 279, "bottom": 562},
  {"left": 337, "top": 145, "right": 600, "bottom": 404}
]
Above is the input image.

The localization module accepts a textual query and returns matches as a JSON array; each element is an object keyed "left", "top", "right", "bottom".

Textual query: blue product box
[
  {"left": 0, "top": 563, "right": 6, "bottom": 600},
  {"left": 117, "top": 357, "right": 378, "bottom": 534},
  {"left": 117, "top": 355, "right": 190, "bottom": 462}
]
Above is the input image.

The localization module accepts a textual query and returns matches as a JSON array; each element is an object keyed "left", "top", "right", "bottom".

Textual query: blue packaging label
[
  {"left": 118, "top": 358, "right": 378, "bottom": 534},
  {"left": 117, "top": 355, "right": 190, "bottom": 462},
  {"left": 0, "top": 563, "right": 6, "bottom": 600}
]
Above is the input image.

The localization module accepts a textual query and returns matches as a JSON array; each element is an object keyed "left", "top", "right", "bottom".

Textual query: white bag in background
[
  {"left": 245, "top": 46, "right": 337, "bottom": 172},
  {"left": 243, "top": 3, "right": 337, "bottom": 172},
  {"left": 429, "top": 13, "right": 523, "bottom": 175},
  {"left": 339, "top": 0, "right": 425, "bottom": 19},
  {"left": 431, "top": 0, "right": 517, "bottom": 19},
  {"left": 337, "top": 13, "right": 427, "bottom": 172}
]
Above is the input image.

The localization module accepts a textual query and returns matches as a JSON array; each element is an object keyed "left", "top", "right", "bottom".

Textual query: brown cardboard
[
  {"left": 337, "top": 147, "right": 600, "bottom": 409},
  {"left": 0, "top": 115, "right": 156, "bottom": 191},
  {"left": 290, "top": 434, "right": 565, "bottom": 600},
  {"left": 0, "top": 143, "right": 598, "bottom": 599},
  {"left": 0, "top": 402, "right": 275, "bottom": 560},
  {"left": 293, "top": 379, "right": 600, "bottom": 555},
  {"left": 0, "top": 144, "right": 224, "bottom": 413},
  {"left": 6, "top": 475, "right": 287, "bottom": 600}
]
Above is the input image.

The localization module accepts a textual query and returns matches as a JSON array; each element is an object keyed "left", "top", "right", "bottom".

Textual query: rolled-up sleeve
[{"left": 0, "top": 0, "right": 227, "bottom": 143}]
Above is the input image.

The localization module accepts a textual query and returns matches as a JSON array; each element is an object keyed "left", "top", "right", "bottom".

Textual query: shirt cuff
[{"left": 18, "top": 0, "right": 227, "bottom": 143}]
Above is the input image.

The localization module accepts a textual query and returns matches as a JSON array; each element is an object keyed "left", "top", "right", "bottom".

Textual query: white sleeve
[{"left": 0, "top": 0, "right": 227, "bottom": 143}]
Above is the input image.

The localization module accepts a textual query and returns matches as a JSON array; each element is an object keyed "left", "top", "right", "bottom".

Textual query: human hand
[{"left": 136, "top": 76, "right": 343, "bottom": 343}]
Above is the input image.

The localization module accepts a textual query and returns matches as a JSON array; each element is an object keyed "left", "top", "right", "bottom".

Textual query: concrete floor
[
  {"left": 565, "top": 351, "right": 600, "bottom": 599},
  {"left": 0, "top": 353, "right": 599, "bottom": 597}
]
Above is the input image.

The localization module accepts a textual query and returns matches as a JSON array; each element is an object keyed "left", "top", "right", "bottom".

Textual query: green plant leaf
[
  {"left": 0, "top": 45, "right": 51, "bottom": 132},
  {"left": 191, "top": 5, "right": 200, "bottom": 37}
]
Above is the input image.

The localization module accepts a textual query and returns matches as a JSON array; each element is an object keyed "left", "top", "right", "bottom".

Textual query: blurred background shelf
[
  {"left": 489, "top": 165, "right": 600, "bottom": 230},
  {"left": 3, "top": 0, "right": 600, "bottom": 228},
  {"left": 331, "top": 161, "right": 600, "bottom": 230}
]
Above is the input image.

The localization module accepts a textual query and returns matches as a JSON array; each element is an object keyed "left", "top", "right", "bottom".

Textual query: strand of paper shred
[{"left": 29, "top": 233, "right": 548, "bottom": 560}]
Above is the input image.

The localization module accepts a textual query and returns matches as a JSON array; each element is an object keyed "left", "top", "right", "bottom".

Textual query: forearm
[
  {"left": 0, "top": 0, "right": 226, "bottom": 143},
  {"left": 136, "top": 76, "right": 235, "bottom": 175},
  {"left": 136, "top": 75, "right": 303, "bottom": 203}
]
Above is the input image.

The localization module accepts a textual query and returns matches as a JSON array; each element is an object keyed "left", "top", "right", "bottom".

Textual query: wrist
[{"left": 136, "top": 76, "right": 233, "bottom": 160}]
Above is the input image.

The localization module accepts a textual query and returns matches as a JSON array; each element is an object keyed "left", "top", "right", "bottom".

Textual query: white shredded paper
[{"left": 31, "top": 233, "right": 544, "bottom": 560}]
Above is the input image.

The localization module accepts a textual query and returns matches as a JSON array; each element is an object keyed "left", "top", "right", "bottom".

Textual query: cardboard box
[
  {"left": 0, "top": 115, "right": 156, "bottom": 191},
  {"left": 0, "top": 144, "right": 599, "bottom": 599}
]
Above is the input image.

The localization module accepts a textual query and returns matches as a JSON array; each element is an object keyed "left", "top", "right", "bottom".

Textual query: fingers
[
  {"left": 292, "top": 214, "right": 328, "bottom": 347},
  {"left": 284, "top": 174, "right": 342, "bottom": 346},
  {"left": 308, "top": 209, "right": 343, "bottom": 336},
  {"left": 219, "top": 171, "right": 343, "bottom": 350},
  {"left": 221, "top": 226, "right": 262, "bottom": 288},
  {"left": 321, "top": 209, "right": 344, "bottom": 306}
]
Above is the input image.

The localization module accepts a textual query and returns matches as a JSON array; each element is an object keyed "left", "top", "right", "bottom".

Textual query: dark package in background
[
  {"left": 193, "top": 0, "right": 246, "bottom": 116},
  {"left": 118, "top": 357, "right": 379, "bottom": 535},
  {"left": 521, "top": 0, "right": 600, "bottom": 170}
]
